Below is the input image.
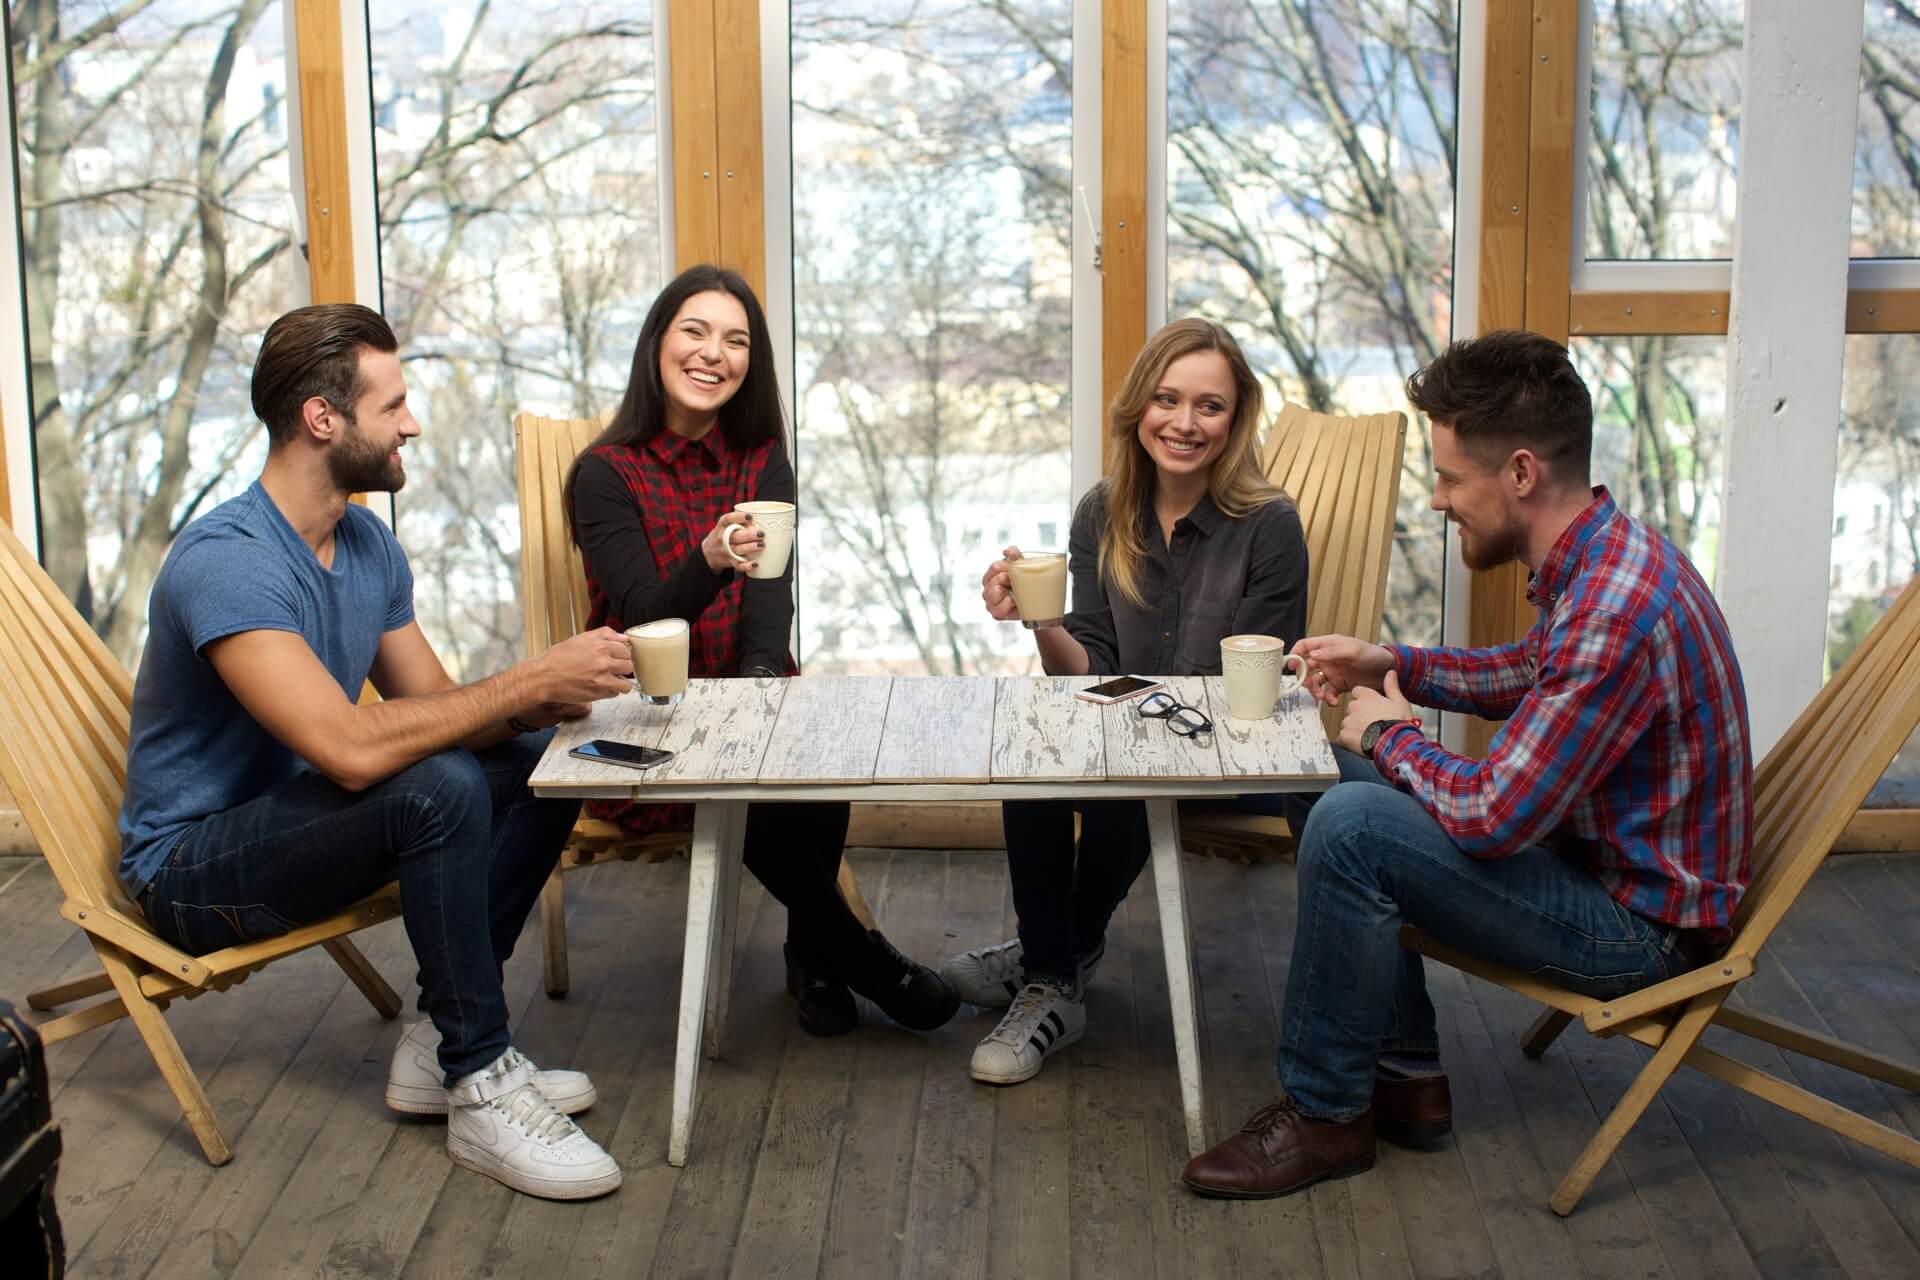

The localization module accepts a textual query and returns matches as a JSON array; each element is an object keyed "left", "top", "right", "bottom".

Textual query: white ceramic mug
[
  {"left": 626, "top": 618, "right": 690, "bottom": 705},
  {"left": 1219, "top": 634, "right": 1309, "bottom": 721},
  {"left": 1006, "top": 552, "right": 1068, "bottom": 630},
  {"left": 723, "top": 501, "right": 796, "bottom": 579}
]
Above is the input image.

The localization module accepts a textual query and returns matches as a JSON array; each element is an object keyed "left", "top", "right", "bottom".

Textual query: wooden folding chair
[
  {"left": 512, "top": 412, "right": 875, "bottom": 998},
  {"left": 1405, "top": 573, "right": 1920, "bottom": 1215},
  {"left": 1181, "top": 402, "right": 1407, "bottom": 862},
  {"left": 0, "top": 519, "right": 402, "bottom": 1166}
]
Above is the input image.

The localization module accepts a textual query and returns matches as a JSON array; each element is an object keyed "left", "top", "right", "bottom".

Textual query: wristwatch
[{"left": 1359, "top": 718, "right": 1405, "bottom": 757}]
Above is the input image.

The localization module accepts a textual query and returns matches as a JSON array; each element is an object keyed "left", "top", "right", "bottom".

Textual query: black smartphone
[
  {"left": 1074, "top": 674, "right": 1168, "bottom": 704},
  {"left": 568, "top": 739, "right": 675, "bottom": 770}
]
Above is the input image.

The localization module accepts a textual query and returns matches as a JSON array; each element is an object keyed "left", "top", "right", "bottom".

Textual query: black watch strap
[{"left": 1360, "top": 718, "right": 1402, "bottom": 756}]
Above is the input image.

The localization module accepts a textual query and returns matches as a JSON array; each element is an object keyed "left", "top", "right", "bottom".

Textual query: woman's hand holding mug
[
  {"left": 982, "top": 545, "right": 1025, "bottom": 621},
  {"left": 702, "top": 511, "right": 763, "bottom": 574}
]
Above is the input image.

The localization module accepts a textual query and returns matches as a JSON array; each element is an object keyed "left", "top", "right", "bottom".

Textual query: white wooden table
[{"left": 531, "top": 675, "right": 1337, "bottom": 1166}]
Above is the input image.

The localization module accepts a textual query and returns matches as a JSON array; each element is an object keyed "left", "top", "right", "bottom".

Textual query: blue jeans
[
  {"left": 140, "top": 730, "right": 579, "bottom": 1083},
  {"left": 1003, "top": 791, "right": 1314, "bottom": 987},
  {"left": 1277, "top": 747, "right": 1688, "bottom": 1121}
]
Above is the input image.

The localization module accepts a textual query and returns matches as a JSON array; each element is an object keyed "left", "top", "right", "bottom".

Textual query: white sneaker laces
[
  {"left": 987, "top": 984, "right": 1066, "bottom": 1046},
  {"left": 491, "top": 1083, "right": 578, "bottom": 1146}
]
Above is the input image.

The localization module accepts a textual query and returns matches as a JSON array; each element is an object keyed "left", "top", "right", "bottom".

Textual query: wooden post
[{"left": 1101, "top": 0, "right": 1148, "bottom": 470}]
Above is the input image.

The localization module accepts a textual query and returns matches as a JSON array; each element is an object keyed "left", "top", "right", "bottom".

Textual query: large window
[
  {"left": 13, "top": 0, "right": 296, "bottom": 666},
  {"left": 1585, "top": 0, "right": 1741, "bottom": 261},
  {"left": 789, "top": 1, "right": 1073, "bottom": 675},
  {"left": 1166, "top": 0, "right": 1458, "bottom": 647},
  {"left": 1572, "top": 336, "right": 1727, "bottom": 578},
  {"left": 1855, "top": 0, "right": 1920, "bottom": 257},
  {"left": 371, "top": 3, "right": 662, "bottom": 678}
]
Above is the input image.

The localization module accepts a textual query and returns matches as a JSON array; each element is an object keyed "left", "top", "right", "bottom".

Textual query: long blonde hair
[{"left": 1099, "top": 318, "right": 1281, "bottom": 607}]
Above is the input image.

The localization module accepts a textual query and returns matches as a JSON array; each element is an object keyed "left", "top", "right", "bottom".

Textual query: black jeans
[
  {"left": 743, "top": 802, "right": 865, "bottom": 955},
  {"left": 1001, "top": 799, "right": 1152, "bottom": 986},
  {"left": 141, "top": 730, "right": 579, "bottom": 1083}
]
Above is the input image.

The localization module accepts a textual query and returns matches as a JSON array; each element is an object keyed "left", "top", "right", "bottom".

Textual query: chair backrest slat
[
  {"left": 514, "top": 411, "right": 611, "bottom": 657},
  {"left": 0, "top": 520, "right": 139, "bottom": 913},
  {"left": 1732, "top": 574, "right": 1920, "bottom": 949},
  {"left": 1260, "top": 403, "right": 1409, "bottom": 737}
]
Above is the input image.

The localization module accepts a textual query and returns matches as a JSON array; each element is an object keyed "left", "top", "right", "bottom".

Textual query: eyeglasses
[{"left": 1136, "top": 690, "right": 1213, "bottom": 737}]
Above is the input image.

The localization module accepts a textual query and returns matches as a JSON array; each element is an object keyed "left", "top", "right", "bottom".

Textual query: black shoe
[
  {"left": 842, "top": 929, "right": 961, "bottom": 1031},
  {"left": 784, "top": 942, "right": 857, "bottom": 1037}
]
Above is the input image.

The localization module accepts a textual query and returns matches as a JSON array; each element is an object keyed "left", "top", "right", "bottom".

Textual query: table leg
[
  {"left": 669, "top": 800, "right": 734, "bottom": 1168},
  {"left": 1147, "top": 797, "right": 1208, "bottom": 1157},
  {"left": 704, "top": 801, "right": 747, "bottom": 1060}
]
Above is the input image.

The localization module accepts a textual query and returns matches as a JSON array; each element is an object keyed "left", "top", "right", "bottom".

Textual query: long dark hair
[{"left": 564, "top": 265, "right": 786, "bottom": 528}]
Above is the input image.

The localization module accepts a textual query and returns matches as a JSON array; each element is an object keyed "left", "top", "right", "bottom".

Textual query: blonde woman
[{"left": 947, "top": 317, "right": 1310, "bottom": 1084}]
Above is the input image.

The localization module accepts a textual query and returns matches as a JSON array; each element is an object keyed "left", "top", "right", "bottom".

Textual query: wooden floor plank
[
  {"left": 1465, "top": 982, "right": 1673, "bottom": 1280},
  {"left": 818, "top": 851, "right": 946, "bottom": 1280},
  {"left": 642, "top": 868, "right": 792, "bottom": 1280},
  {"left": 1243, "top": 857, "right": 1415, "bottom": 1280},
  {"left": 897, "top": 851, "right": 1005, "bottom": 1280},
  {"left": 1063, "top": 872, "right": 1155, "bottom": 1279},
  {"left": 1119, "top": 869, "right": 1239, "bottom": 1280},
  {"left": 15, "top": 849, "right": 1918, "bottom": 1279},
  {"left": 560, "top": 857, "right": 753, "bottom": 1280}
]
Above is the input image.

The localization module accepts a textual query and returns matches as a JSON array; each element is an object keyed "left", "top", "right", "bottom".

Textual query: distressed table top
[{"left": 531, "top": 676, "right": 1339, "bottom": 801}]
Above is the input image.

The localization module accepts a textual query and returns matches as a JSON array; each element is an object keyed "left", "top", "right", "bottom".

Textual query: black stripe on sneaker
[
  {"left": 1034, "top": 1020, "right": 1057, "bottom": 1048},
  {"left": 1028, "top": 1034, "right": 1049, "bottom": 1054},
  {"left": 1045, "top": 1011, "right": 1065, "bottom": 1037}
]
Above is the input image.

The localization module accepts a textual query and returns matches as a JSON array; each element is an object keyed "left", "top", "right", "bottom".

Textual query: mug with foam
[
  {"left": 724, "top": 501, "right": 796, "bottom": 580},
  {"left": 1219, "top": 634, "right": 1308, "bottom": 720},
  {"left": 1006, "top": 552, "right": 1068, "bottom": 630},
  {"left": 626, "top": 618, "right": 690, "bottom": 706}
]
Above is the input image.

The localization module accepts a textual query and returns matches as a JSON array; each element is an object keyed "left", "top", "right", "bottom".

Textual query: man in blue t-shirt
[{"left": 120, "top": 304, "right": 635, "bottom": 1201}]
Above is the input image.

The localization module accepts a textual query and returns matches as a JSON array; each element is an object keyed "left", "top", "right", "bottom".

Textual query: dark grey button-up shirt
[{"left": 1062, "top": 484, "right": 1309, "bottom": 677}]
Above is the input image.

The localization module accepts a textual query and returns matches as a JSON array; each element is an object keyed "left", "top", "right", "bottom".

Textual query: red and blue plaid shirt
[{"left": 1374, "top": 488, "right": 1753, "bottom": 929}]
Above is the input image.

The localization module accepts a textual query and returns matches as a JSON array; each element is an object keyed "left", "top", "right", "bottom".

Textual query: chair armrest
[
  {"left": 59, "top": 898, "right": 214, "bottom": 987},
  {"left": 1582, "top": 952, "right": 1753, "bottom": 1035}
]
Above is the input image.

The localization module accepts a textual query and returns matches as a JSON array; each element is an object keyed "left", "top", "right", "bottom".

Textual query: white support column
[
  {"left": 1716, "top": 0, "right": 1864, "bottom": 756},
  {"left": 0, "top": 61, "right": 36, "bottom": 547}
]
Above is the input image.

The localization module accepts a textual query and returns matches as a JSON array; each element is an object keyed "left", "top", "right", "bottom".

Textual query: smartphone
[
  {"left": 568, "top": 739, "right": 675, "bottom": 771},
  {"left": 1074, "top": 674, "right": 1168, "bottom": 704}
]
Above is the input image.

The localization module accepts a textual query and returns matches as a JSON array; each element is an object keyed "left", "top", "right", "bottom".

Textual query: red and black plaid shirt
[{"left": 577, "top": 427, "right": 794, "bottom": 836}]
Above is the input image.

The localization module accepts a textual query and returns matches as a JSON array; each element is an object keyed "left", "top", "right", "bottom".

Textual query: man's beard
[
  {"left": 327, "top": 415, "right": 405, "bottom": 493},
  {"left": 1456, "top": 515, "right": 1523, "bottom": 572}
]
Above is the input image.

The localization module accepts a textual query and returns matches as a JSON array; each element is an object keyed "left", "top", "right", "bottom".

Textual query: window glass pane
[
  {"left": 1831, "top": 335, "right": 1920, "bottom": 804},
  {"left": 1570, "top": 336, "right": 1727, "bottom": 578},
  {"left": 1585, "top": 1, "right": 1741, "bottom": 260},
  {"left": 14, "top": 1, "right": 295, "bottom": 667},
  {"left": 790, "top": 2, "right": 1073, "bottom": 675},
  {"left": 371, "top": 4, "right": 661, "bottom": 677},
  {"left": 1855, "top": 0, "right": 1920, "bottom": 258},
  {"left": 1167, "top": 0, "right": 1457, "bottom": 646}
]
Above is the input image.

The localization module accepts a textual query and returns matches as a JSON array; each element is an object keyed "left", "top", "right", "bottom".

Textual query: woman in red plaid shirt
[{"left": 564, "top": 266, "right": 957, "bottom": 1037}]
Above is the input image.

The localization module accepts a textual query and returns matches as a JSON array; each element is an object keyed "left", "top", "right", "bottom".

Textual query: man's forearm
[{"left": 337, "top": 662, "right": 550, "bottom": 790}]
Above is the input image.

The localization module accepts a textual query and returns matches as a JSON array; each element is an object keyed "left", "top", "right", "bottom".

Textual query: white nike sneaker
[
  {"left": 942, "top": 938, "right": 1106, "bottom": 1009},
  {"left": 444, "top": 1053, "right": 622, "bottom": 1201},
  {"left": 386, "top": 1019, "right": 597, "bottom": 1117},
  {"left": 969, "top": 983, "right": 1087, "bottom": 1085}
]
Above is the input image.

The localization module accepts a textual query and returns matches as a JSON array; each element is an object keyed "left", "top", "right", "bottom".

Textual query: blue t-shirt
[{"left": 117, "top": 482, "right": 414, "bottom": 894}]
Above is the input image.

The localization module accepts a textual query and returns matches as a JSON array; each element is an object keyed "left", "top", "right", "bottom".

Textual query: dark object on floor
[{"left": 0, "top": 998, "right": 64, "bottom": 1278}]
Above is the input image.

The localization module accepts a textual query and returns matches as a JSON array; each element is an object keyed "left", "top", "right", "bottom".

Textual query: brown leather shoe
[
  {"left": 1373, "top": 1072, "right": 1452, "bottom": 1147},
  {"left": 1181, "top": 1100, "right": 1375, "bottom": 1199}
]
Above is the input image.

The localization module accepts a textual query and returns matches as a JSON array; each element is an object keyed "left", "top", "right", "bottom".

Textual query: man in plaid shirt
[{"left": 1184, "top": 330, "right": 1753, "bottom": 1201}]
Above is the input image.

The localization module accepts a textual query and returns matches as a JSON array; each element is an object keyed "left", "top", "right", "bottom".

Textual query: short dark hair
[
  {"left": 1405, "top": 330, "right": 1592, "bottom": 485},
  {"left": 251, "top": 304, "right": 399, "bottom": 446}
]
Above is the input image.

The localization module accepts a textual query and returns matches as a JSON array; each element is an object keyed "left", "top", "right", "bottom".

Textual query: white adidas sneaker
[
  {"left": 942, "top": 939, "right": 1106, "bottom": 1009},
  {"left": 386, "top": 1019, "right": 597, "bottom": 1117},
  {"left": 969, "top": 983, "right": 1087, "bottom": 1085},
  {"left": 444, "top": 1053, "right": 622, "bottom": 1201}
]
